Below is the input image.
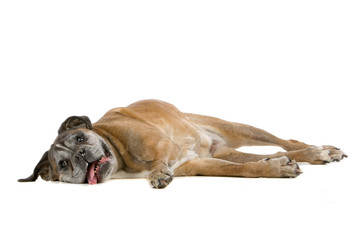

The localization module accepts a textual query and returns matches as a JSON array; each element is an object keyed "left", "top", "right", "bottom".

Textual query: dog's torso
[{"left": 93, "top": 100, "right": 221, "bottom": 178}]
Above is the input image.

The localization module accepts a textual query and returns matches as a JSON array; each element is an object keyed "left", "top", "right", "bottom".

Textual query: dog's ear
[
  {"left": 58, "top": 116, "right": 92, "bottom": 134},
  {"left": 18, "top": 151, "right": 51, "bottom": 182}
]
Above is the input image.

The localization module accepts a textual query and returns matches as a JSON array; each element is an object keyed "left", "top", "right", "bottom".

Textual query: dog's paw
[
  {"left": 306, "top": 146, "right": 347, "bottom": 164},
  {"left": 322, "top": 145, "right": 348, "bottom": 162},
  {"left": 262, "top": 156, "right": 302, "bottom": 178},
  {"left": 147, "top": 168, "right": 173, "bottom": 189}
]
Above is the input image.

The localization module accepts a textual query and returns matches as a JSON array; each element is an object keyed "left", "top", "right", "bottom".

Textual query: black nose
[
  {"left": 77, "top": 149, "right": 96, "bottom": 164},
  {"left": 79, "top": 150, "right": 86, "bottom": 157}
]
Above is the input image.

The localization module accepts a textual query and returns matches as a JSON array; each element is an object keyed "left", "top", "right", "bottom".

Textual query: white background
[{"left": 1, "top": 1, "right": 359, "bottom": 239}]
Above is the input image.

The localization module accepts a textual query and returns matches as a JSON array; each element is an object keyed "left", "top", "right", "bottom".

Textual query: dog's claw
[{"left": 288, "top": 160, "right": 296, "bottom": 166}]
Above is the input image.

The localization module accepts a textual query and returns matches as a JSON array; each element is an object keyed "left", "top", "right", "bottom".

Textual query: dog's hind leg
[
  {"left": 185, "top": 113, "right": 310, "bottom": 151},
  {"left": 212, "top": 146, "right": 347, "bottom": 165},
  {"left": 185, "top": 113, "right": 347, "bottom": 164},
  {"left": 174, "top": 157, "right": 302, "bottom": 178}
]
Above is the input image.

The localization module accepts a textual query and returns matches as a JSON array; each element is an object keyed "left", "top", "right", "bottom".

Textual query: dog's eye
[
  {"left": 76, "top": 136, "right": 85, "bottom": 143},
  {"left": 59, "top": 160, "right": 68, "bottom": 169}
]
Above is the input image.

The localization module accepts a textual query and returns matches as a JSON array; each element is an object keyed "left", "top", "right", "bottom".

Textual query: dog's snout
[{"left": 77, "top": 148, "right": 97, "bottom": 164}]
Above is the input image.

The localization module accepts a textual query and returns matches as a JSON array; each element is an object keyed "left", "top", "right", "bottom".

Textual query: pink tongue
[{"left": 87, "top": 161, "right": 98, "bottom": 185}]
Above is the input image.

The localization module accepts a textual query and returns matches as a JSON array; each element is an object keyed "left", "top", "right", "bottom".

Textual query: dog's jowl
[{"left": 19, "top": 100, "right": 347, "bottom": 188}]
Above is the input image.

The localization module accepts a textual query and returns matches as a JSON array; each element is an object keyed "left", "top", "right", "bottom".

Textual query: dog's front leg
[{"left": 147, "top": 163, "right": 173, "bottom": 189}]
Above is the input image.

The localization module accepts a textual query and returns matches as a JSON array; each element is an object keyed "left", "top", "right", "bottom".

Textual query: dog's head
[{"left": 19, "top": 116, "right": 117, "bottom": 184}]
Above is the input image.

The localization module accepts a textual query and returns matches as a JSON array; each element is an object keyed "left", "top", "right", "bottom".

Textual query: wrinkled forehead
[
  {"left": 49, "top": 129, "right": 86, "bottom": 160},
  {"left": 50, "top": 143, "right": 73, "bottom": 160},
  {"left": 50, "top": 128, "right": 101, "bottom": 158}
]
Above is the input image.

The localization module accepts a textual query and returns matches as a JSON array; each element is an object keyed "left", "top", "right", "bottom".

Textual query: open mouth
[{"left": 86, "top": 145, "right": 112, "bottom": 185}]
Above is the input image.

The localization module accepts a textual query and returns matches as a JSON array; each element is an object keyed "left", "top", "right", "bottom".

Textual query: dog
[{"left": 19, "top": 99, "right": 347, "bottom": 188}]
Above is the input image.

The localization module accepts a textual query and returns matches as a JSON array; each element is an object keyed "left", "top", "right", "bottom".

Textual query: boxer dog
[{"left": 19, "top": 99, "right": 347, "bottom": 188}]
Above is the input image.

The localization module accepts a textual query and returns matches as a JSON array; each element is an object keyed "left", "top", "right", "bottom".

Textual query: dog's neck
[{"left": 92, "top": 126, "right": 124, "bottom": 173}]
